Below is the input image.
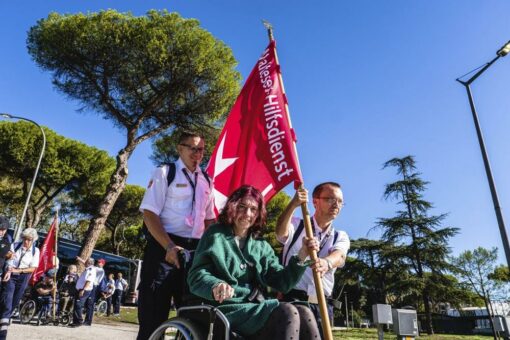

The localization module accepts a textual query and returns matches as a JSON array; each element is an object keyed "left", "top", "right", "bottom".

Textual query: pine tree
[{"left": 377, "top": 156, "right": 458, "bottom": 334}]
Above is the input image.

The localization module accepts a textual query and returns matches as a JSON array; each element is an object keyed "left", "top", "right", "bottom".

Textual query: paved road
[{"left": 8, "top": 321, "right": 139, "bottom": 339}]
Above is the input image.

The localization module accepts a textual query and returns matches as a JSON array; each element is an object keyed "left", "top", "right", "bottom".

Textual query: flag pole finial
[{"left": 262, "top": 20, "right": 274, "bottom": 42}]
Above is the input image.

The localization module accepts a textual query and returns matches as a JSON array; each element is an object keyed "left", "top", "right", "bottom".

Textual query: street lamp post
[
  {"left": 456, "top": 40, "right": 510, "bottom": 268},
  {"left": 0, "top": 113, "right": 46, "bottom": 242}
]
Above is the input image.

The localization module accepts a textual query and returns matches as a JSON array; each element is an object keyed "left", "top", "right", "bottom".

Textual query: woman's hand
[
  {"left": 212, "top": 282, "right": 234, "bottom": 303},
  {"left": 297, "top": 236, "right": 320, "bottom": 261}
]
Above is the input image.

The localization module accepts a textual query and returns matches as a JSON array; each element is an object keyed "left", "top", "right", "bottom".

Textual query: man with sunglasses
[
  {"left": 137, "top": 132, "right": 216, "bottom": 340},
  {"left": 276, "top": 182, "right": 350, "bottom": 339}
]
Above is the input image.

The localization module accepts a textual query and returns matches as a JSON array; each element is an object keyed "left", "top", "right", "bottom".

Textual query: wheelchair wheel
[
  {"left": 149, "top": 317, "right": 206, "bottom": 340},
  {"left": 19, "top": 300, "right": 37, "bottom": 324},
  {"left": 59, "top": 312, "right": 71, "bottom": 326},
  {"left": 96, "top": 300, "right": 107, "bottom": 317}
]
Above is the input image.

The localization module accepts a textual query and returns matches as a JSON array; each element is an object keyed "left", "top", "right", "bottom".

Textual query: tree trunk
[
  {"left": 422, "top": 290, "right": 434, "bottom": 335},
  {"left": 77, "top": 147, "right": 133, "bottom": 270},
  {"left": 484, "top": 296, "right": 498, "bottom": 340}
]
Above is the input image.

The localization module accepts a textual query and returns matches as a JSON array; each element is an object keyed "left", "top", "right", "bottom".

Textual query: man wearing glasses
[
  {"left": 276, "top": 182, "right": 350, "bottom": 338},
  {"left": 137, "top": 132, "right": 216, "bottom": 340}
]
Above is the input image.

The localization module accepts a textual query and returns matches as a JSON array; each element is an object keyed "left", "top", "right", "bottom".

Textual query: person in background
[
  {"left": 70, "top": 258, "right": 96, "bottom": 327},
  {"left": 0, "top": 217, "right": 12, "bottom": 278},
  {"left": 59, "top": 265, "right": 78, "bottom": 314},
  {"left": 113, "top": 272, "right": 127, "bottom": 316},
  {"left": 0, "top": 228, "right": 40, "bottom": 322},
  {"left": 34, "top": 275, "right": 56, "bottom": 319},
  {"left": 102, "top": 273, "right": 115, "bottom": 316},
  {"left": 84, "top": 258, "right": 105, "bottom": 325},
  {"left": 0, "top": 217, "right": 13, "bottom": 340}
]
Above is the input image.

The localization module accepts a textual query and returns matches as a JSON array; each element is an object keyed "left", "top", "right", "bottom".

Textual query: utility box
[
  {"left": 493, "top": 316, "right": 506, "bottom": 332},
  {"left": 392, "top": 309, "right": 418, "bottom": 336},
  {"left": 493, "top": 315, "right": 510, "bottom": 337},
  {"left": 372, "top": 304, "right": 392, "bottom": 325}
]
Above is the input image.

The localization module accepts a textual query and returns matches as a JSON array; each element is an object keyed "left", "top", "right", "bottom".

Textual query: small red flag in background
[
  {"left": 30, "top": 215, "right": 57, "bottom": 285},
  {"left": 207, "top": 40, "right": 303, "bottom": 210}
]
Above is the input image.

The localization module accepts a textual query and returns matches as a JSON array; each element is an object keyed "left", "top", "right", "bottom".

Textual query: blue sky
[{"left": 1, "top": 1, "right": 509, "bottom": 262}]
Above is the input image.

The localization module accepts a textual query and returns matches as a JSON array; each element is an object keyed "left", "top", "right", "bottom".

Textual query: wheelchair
[
  {"left": 148, "top": 251, "right": 244, "bottom": 340},
  {"left": 19, "top": 295, "right": 57, "bottom": 326},
  {"left": 149, "top": 303, "right": 243, "bottom": 340}
]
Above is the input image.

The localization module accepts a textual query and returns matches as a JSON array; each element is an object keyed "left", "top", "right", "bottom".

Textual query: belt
[
  {"left": 145, "top": 231, "right": 200, "bottom": 250},
  {"left": 167, "top": 233, "right": 200, "bottom": 250},
  {"left": 11, "top": 271, "right": 30, "bottom": 276}
]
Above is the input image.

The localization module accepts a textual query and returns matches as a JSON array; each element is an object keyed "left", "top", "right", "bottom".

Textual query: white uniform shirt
[
  {"left": 139, "top": 158, "right": 215, "bottom": 238},
  {"left": 115, "top": 278, "right": 128, "bottom": 291},
  {"left": 106, "top": 279, "right": 116, "bottom": 295},
  {"left": 76, "top": 266, "right": 97, "bottom": 291},
  {"left": 8, "top": 242, "right": 40, "bottom": 269},
  {"left": 94, "top": 266, "right": 105, "bottom": 286},
  {"left": 278, "top": 216, "right": 350, "bottom": 299}
]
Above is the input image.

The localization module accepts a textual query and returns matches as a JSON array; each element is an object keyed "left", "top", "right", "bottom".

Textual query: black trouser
[
  {"left": 84, "top": 285, "right": 97, "bottom": 325},
  {"left": 283, "top": 289, "right": 334, "bottom": 340},
  {"left": 73, "top": 289, "right": 92, "bottom": 325},
  {"left": 136, "top": 234, "right": 198, "bottom": 340}
]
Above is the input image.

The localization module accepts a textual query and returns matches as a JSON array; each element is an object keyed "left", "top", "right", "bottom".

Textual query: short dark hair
[
  {"left": 218, "top": 185, "right": 267, "bottom": 238},
  {"left": 312, "top": 182, "right": 342, "bottom": 199},
  {"left": 0, "top": 216, "right": 9, "bottom": 230},
  {"left": 178, "top": 131, "right": 204, "bottom": 144}
]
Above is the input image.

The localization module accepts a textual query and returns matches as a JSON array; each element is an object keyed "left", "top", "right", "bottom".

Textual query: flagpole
[
  {"left": 262, "top": 21, "right": 334, "bottom": 340},
  {"left": 52, "top": 210, "right": 59, "bottom": 322}
]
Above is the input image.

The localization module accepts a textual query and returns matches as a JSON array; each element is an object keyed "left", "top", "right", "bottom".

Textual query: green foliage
[
  {"left": 489, "top": 265, "right": 510, "bottom": 283},
  {"left": 27, "top": 9, "right": 240, "bottom": 134},
  {"left": 376, "top": 156, "right": 459, "bottom": 333},
  {"left": 95, "top": 184, "right": 146, "bottom": 258},
  {"left": 264, "top": 191, "right": 291, "bottom": 253},
  {"left": 450, "top": 247, "right": 507, "bottom": 301},
  {"left": 0, "top": 121, "right": 115, "bottom": 228}
]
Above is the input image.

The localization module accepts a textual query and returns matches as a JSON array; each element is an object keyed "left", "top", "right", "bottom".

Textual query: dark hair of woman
[{"left": 218, "top": 185, "right": 267, "bottom": 238}]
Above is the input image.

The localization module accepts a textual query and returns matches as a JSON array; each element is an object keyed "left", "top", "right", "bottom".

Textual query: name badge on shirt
[{"left": 176, "top": 183, "right": 188, "bottom": 188}]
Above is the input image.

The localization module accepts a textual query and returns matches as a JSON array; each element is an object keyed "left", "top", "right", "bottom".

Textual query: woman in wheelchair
[{"left": 188, "top": 185, "right": 321, "bottom": 339}]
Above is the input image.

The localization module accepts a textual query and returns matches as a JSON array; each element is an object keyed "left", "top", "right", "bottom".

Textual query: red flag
[
  {"left": 207, "top": 40, "right": 303, "bottom": 209},
  {"left": 30, "top": 215, "right": 57, "bottom": 285}
]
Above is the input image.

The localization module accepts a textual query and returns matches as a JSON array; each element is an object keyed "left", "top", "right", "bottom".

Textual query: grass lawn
[
  {"left": 333, "top": 328, "right": 493, "bottom": 339},
  {"left": 101, "top": 308, "right": 492, "bottom": 340}
]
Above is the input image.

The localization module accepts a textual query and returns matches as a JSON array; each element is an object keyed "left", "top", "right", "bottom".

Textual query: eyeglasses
[
  {"left": 318, "top": 197, "right": 345, "bottom": 206},
  {"left": 180, "top": 143, "right": 205, "bottom": 154}
]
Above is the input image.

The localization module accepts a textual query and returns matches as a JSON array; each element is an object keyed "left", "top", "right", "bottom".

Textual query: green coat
[{"left": 187, "top": 223, "right": 307, "bottom": 336}]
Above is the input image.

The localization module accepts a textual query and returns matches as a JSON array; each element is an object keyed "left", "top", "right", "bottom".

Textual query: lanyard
[
  {"left": 182, "top": 169, "right": 198, "bottom": 213},
  {"left": 312, "top": 219, "right": 332, "bottom": 255},
  {"left": 17, "top": 248, "right": 29, "bottom": 268}
]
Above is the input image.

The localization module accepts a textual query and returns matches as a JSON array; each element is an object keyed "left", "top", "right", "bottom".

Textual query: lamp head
[
  {"left": 0, "top": 113, "right": 12, "bottom": 119},
  {"left": 497, "top": 40, "right": 510, "bottom": 57}
]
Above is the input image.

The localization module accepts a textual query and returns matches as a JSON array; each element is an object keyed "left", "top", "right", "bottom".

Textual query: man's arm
[
  {"left": 143, "top": 210, "right": 173, "bottom": 250},
  {"left": 143, "top": 210, "right": 184, "bottom": 268},
  {"left": 324, "top": 249, "right": 347, "bottom": 269},
  {"left": 276, "top": 188, "right": 308, "bottom": 242}
]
